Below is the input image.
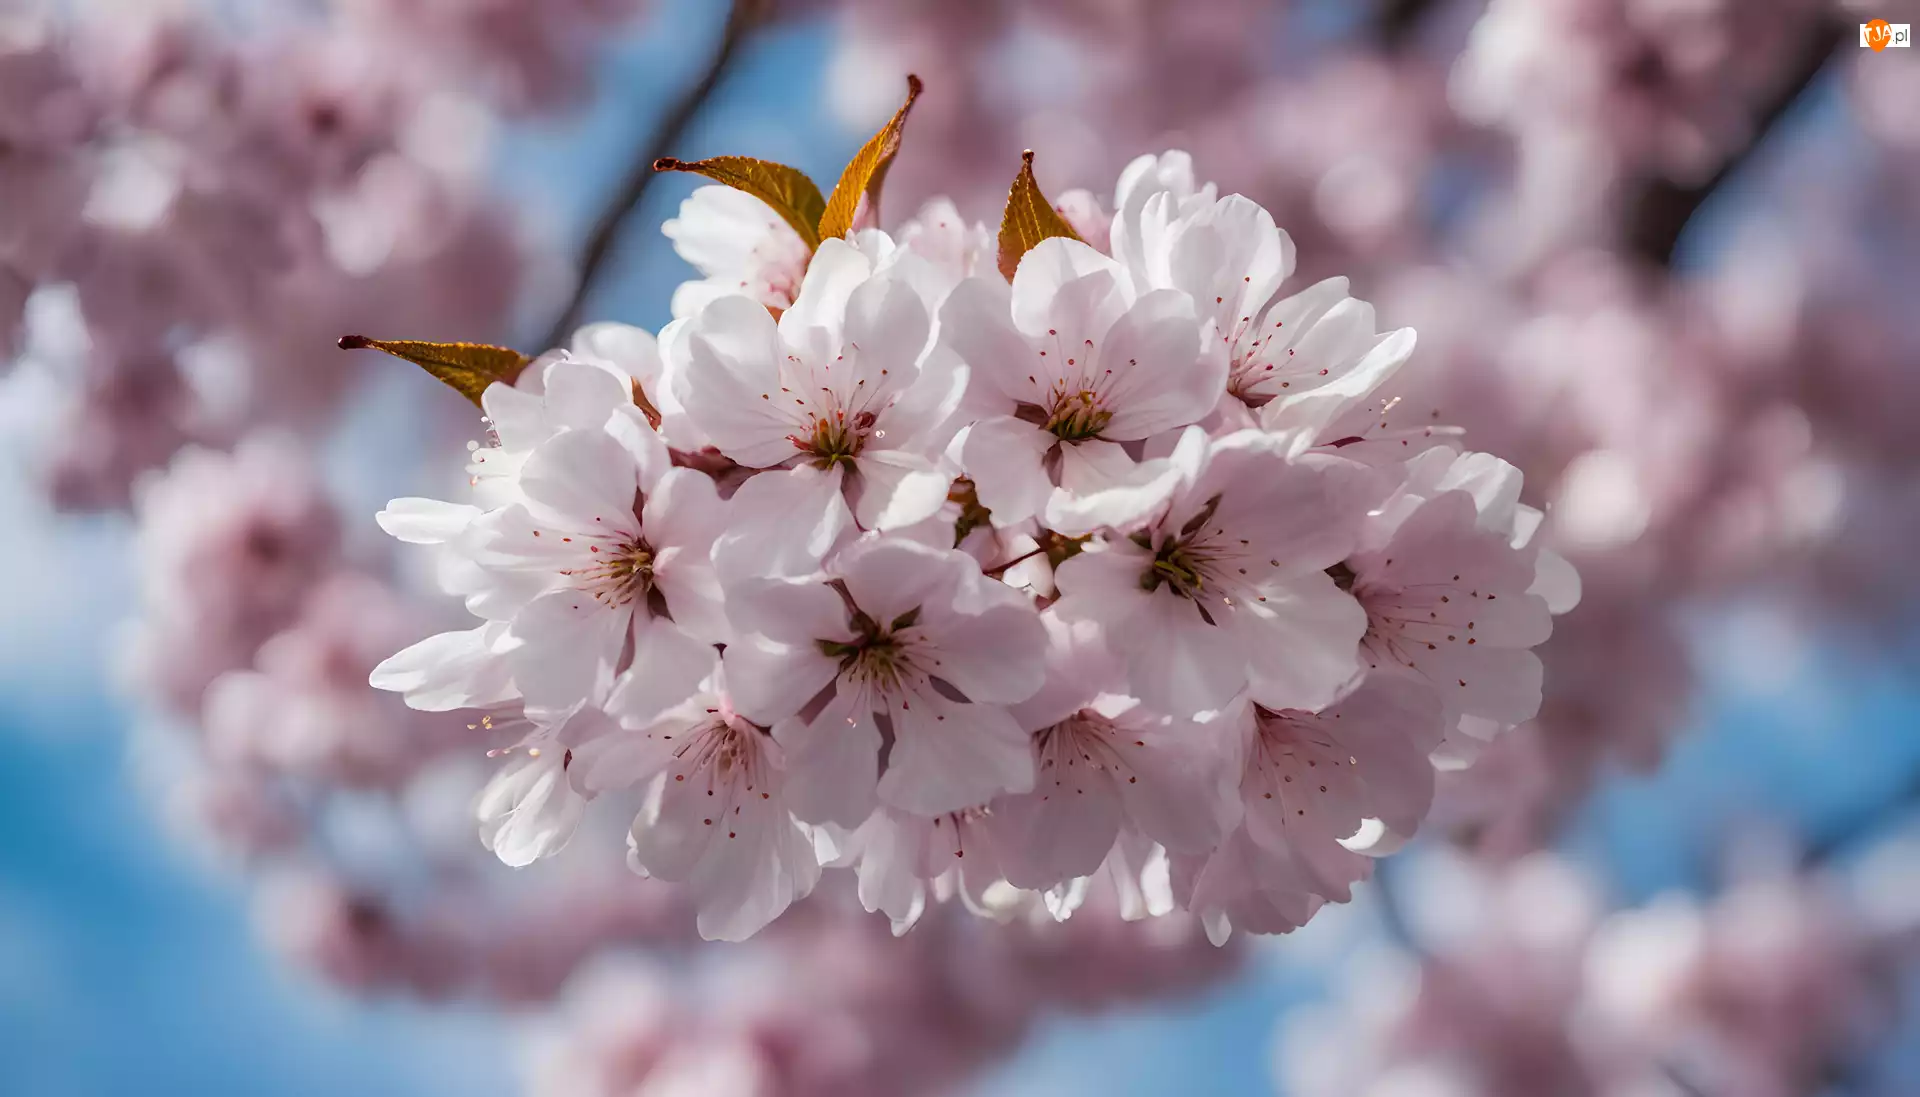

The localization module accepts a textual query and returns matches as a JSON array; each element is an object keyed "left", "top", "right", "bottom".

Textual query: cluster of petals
[{"left": 373, "top": 149, "right": 1574, "bottom": 942}]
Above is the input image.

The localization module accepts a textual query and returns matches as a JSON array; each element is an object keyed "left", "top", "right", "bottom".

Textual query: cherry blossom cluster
[
  {"left": 1281, "top": 853, "right": 1908, "bottom": 1097},
  {"left": 800, "top": 0, "right": 1920, "bottom": 862},
  {"left": 370, "top": 146, "right": 1576, "bottom": 942}
]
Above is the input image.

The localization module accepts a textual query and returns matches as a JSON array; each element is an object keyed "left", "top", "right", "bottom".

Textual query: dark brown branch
[
  {"left": 1624, "top": 18, "right": 1846, "bottom": 268},
  {"left": 1375, "top": 0, "right": 1439, "bottom": 51},
  {"left": 538, "top": 0, "right": 772, "bottom": 350}
]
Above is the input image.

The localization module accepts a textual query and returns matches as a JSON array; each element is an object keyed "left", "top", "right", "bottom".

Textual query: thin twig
[
  {"left": 1624, "top": 18, "right": 1846, "bottom": 268},
  {"left": 538, "top": 0, "right": 771, "bottom": 350}
]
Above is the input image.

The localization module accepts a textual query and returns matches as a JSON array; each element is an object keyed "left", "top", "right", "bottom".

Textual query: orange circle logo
[{"left": 1867, "top": 19, "right": 1894, "bottom": 51}]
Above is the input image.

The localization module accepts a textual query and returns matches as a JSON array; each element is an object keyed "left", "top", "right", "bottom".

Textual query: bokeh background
[{"left": 3, "top": 0, "right": 1917, "bottom": 1094}]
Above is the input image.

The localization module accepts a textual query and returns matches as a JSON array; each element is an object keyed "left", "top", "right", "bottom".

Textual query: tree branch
[
  {"left": 538, "top": 0, "right": 772, "bottom": 350},
  {"left": 1624, "top": 18, "right": 1846, "bottom": 268},
  {"left": 1376, "top": 0, "right": 1439, "bottom": 51}
]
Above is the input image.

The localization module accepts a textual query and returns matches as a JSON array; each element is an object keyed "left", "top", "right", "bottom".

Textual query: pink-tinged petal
[
  {"left": 1171, "top": 829, "right": 1343, "bottom": 939},
  {"left": 671, "top": 295, "right": 797, "bottom": 467},
  {"left": 506, "top": 588, "right": 631, "bottom": 707},
  {"left": 719, "top": 635, "right": 840, "bottom": 726},
  {"left": 1194, "top": 437, "right": 1370, "bottom": 572},
  {"left": 846, "top": 810, "right": 931, "bottom": 927},
  {"left": 369, "top": 624, "right": 518, "bottom": 712},
  {"left": 773, "top": 691, "right": 881, "bottom": 826},
  {"left": 376, "top": 497, "right": 478, "bottom": 544},
  {"left": 1532, "top": 548, "right": 1582, "bottom": 614},
  {"left": 604, "top": 403, "right": 674, "bottom": 492},
  {"left": 1006, "top": 615, "right": 1117, "bottom": 733},
  {"left": 1260, "top": 326, "right": 1416, "bottom": 441},
  {"left": 626, "top": 773, "right": 715, "bottom": 882},
  {"left": 777, "top": 239, "right": 872, "bottom": 363},
  {"left": 989, "top": 745, "right": 1124, "bottom": 890},
  {"left": 515, "top": 426, "right": 643, "bottom": 531},
  {"left": 1165, "top": 194, "right": 1293, "bottom": 329},
  {"left": 960, "top": 416, "right": 1055, "bottom": 526},
  {"left": 837, "top": 268, "right": 929, "bottom": 407},
  {"left": 569, "top": 322, "right": 663, "bottom": 388},
  {"left": 712, "top": 465, "right": 853, "bottom": 582},
  {"left": 875, "top": 346, "right": 970, "bottom": 454},
  {"left": 917, "top": 602, "right": 1048, "bottom": 705},
  {"left": 721, "top": 574, "right": 848, "bottom": 649},
  {"left": 686, "top": 796, "right": 820, "bottom": 942},
  {"left": 463, "top": 504, "right": 600, "bottom": 590},
  {"left": 1097, "top": 288, "right": 1220, "bottom": 439},
  {"left": 1327, "top": 675, "right": 1446, "bottom": 836},
  {"left": 832, "top": 536, "right": 967, "bottom": 626},
  {"left": 881, "top": 691, "right": 1033, "bottom": 815},
  {"left": 641, "top": 468, "right": 730, "bottom": 641},
  {"left": 1114, "top": 715, "right": 1242, "bottom": 854},
  {"left": 604, "top": 622, "right": 717, "bottom": 729},
  {"left": 477, "top": 752, "right": 583, "bottom": 868},
  {"left": 939, "top": 276, "right": 1030, "bottom": 407},
  {"left": 1237, "top": 574, "right": 1368, "bottom": 713},
  {"left": 1051, "top": 542, "right": 1157, "bottom": 634},
  {"left": 539, "top": 358, "right": 635, "bottom": 431},
  {"left": 1260, "top": 276, "right": 1350, "bottom": 346},
  {"left": 1045, "top": 445, "right": 1182, "bottom": 537},
  {"left": 849, "top": 449, "right": 952, "bottom": 531},
  {"left": 1009, "top": 238, "right": 1127, "bottom": 338},
  {"left": 571, "top": 708, "right": 695, "bottom": 793},
  {"left": 1124, "top": 594, "right": 1251, "bottom": 717}
]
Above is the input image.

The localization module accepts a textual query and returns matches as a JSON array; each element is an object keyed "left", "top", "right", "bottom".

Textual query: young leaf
[
  {"left": 817, "top": 74, "right": 923, "bottom": 243},
  {"left": 338, "top": 336, "right": 531, "bottom": 408},
  {"left": 654, "top": 156, "right": 825, "bottom": 250},
  {"left": 996, "top": 150, "right": 1083, "bottom": 282}
]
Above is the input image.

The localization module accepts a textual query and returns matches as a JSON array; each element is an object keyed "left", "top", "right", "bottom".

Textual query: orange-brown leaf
[
  {"left": 817, "top": 74, "right": 923, "bottom": 242},
  {"left": 654, "top": 155, "right": 825, "bottom": 250},
  {"left": 338, "top": 336, "right": 531, "bottom": 408},
  {"left": 996, "top": 150, "right": 1083, "bottom": 282}
]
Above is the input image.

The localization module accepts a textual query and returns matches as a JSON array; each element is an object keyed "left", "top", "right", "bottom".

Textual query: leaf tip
[
  {"left": 905, "top": 73, "right": 924, "bottom": 101},
  {"left": 653, "top": 157, "right": 684, "bottom": 173},
  {"left": 1021, "top": 149, "right": 1036, "bottom": 168},
  {"left": 338, "top": 335, "right": 372, "bottom": 351}
]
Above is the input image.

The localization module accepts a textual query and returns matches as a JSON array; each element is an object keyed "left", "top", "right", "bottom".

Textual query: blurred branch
[
  {"left": 1800, "top": 768, "right": 1920, "bottom": 869},
  {"left": 538, "top": 0, "right": 773, "bottom": 350},
  {"left": 1375, "top": 0, "right": 1439, "bottom": 51},
  {"left": 1624, "top": 18, "right": 1846, "bottom": 268}
]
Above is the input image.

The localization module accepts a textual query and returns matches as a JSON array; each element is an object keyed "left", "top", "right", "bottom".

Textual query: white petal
[
  {"left": 505, "top": 588, "right": 631, "bottom": 707},
  {"left": 959, "top": 416, "right": 1055, "bottom": 527},
  {"left": 376, "top": 498, "right": 479, "bottom": 544},
  {"left": 477, "top": 752, "right": 583, "bottom": 868},
  {"left": 605, "top": 622, "right": 717, "bottom": 728},
  {"left": 368, "top": 624, "right": 518, "bottom": 712},
  {"left": 720, "top": 635, "right": 840, "bottom": 726},
  {"left": 849, "top": 449, "right": 952, "bottom": 531},
  {"left": 713, "top": 465, "right": 853, "bottom": 582},
  {"left": 670, "top": 295, "right": 797, "bottom": 467}
]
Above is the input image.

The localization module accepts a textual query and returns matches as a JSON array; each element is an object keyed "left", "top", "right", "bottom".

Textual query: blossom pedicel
[{"left": 351, "top": 78, "right": 1575, "bottom": 942}]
